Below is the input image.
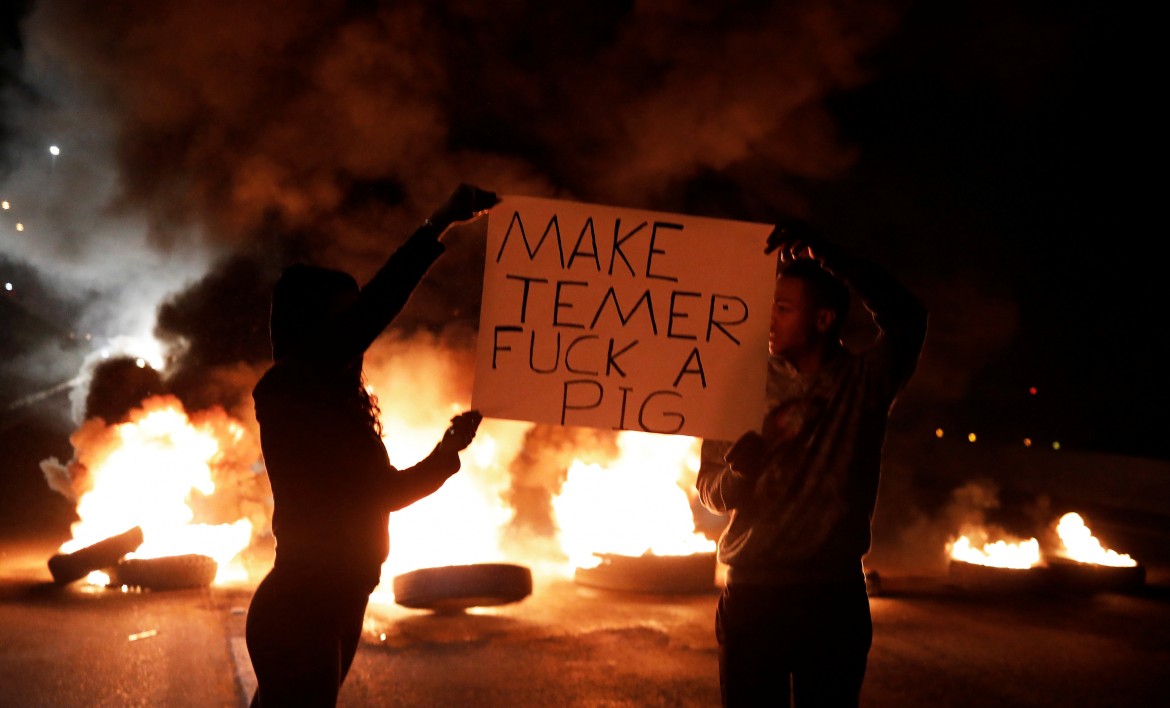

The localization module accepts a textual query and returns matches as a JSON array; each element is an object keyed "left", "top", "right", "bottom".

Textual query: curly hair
[{"left": 357, "top": 374, "right": 384, "bottom": 439}]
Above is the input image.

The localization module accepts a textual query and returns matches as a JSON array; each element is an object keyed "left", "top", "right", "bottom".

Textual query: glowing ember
[
  {"left": 55, "top": 396, "right": 259, "bottom": 585},
  {"left": 1055, "top": 512, "right": 1136, "bottom": 567},
  {"left": 948, "top": 534, "right": 1041, "bottom": 569},
  {"left": 552, "top": 431, "right": 714, "bottom": 570}
]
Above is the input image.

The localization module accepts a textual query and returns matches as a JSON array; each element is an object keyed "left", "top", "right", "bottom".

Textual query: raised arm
[
  {"left": 330, "top": 184, "right": 500, "bottom": 363},
  {"left": 767, "top": 220, "right": 928, "bottom": 388}
]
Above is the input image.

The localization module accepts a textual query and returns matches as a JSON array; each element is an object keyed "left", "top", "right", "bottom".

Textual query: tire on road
[
  {"left": 47, "top": 526, "right": 145, "bottom": 585},
  {"left": 392, "top": 563, "right": 533, "bottom": 612},
  {"left": 108, "top": 554, "right": 218, "bottom": 591},
  {"left": 574, "top": 552, "right": 717, "bottom": 594}
]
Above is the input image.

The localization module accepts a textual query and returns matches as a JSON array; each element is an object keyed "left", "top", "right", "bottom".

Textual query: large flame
[
  {"left": 374, "top": 411, "right": 528, "bottom": 579},
  {"left": 948, "top": 533, "right": 1041, "bottom": 569},
  {"left": 551, "top": 431, "right": 714, "bottom": 570},
  {"left": 948, "top": 511, "right": 1139, "bottom": 570},
  {"left": 361, "top": 339, "right": 538, "bottom": 601},
  {"left": 1054, "top": 512, "right": 1136, "bottom": 567},
  {"left": 57, "top": 396, "right": 260, "bottom": 584},
  {"left": 52, "top": 337, "right": 724, "bottom": 596}
]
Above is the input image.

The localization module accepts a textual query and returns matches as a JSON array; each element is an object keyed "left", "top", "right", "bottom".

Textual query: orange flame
[
  {"left": 54, "top": 337, "right": 727, "bottom": 596},
  {"left": 1054, "top": 512, "right": 1136, "bottom": 567},
  {"left": 948, "top": 533, "right": 1041, "bottom": 569},
  {"left": 57, "top": 396, "right": 262, "bottom": 585},
  {"left": 948, "top": 511, "right": 1139, "bottom": 569},
  {"left": 552, "top": 432, "right": 714, "bottom": 570}
]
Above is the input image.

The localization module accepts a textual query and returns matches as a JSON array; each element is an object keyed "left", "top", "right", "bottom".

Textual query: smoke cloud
[
  {"left": 0, "top": 1, "right": 1031, "bottom": 569},
  {"left": 2, "top": 0, "right": 918, "bottom": 409}
]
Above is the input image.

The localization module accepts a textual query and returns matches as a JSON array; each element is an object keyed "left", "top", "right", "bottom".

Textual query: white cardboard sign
[{"left": 473, "top": 195, "right": 775, "bottom": 440}]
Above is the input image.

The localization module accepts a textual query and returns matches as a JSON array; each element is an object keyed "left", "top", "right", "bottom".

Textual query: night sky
[{"left": 1, "top": 1, "right": 1166, "bottom": 463}]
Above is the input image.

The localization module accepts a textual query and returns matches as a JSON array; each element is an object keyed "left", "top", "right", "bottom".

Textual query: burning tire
[
  {"left": 47, "top": 526, "right": 145, "bottom": 585},
  {"left": 949, "top": 559, "right": 1147, "bottom": 595},
  {"left": 1045, "top": 559, "right": 1146, "bottom": 593},
  {"left": 108, "top": 554, "right": 218, "bottom": 591},
  {"left": 392, "top": 563, "right": 533, "bottom": 612},
  {"left": 574, "top": 552, "right": 717, "bottom": 594},
  {"left": 947, "top": 560, "right": 1047, "bottom": 593}
]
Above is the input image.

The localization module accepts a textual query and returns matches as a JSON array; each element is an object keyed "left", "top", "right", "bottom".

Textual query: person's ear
[{"left": 815, "top": 308, "right": 836, "bottom": 335}]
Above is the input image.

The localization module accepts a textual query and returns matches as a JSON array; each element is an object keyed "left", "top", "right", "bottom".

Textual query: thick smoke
[
  {"left": 1, "top": 1, "right": 1032, "bottom": 569},
  {"left": 2, "top": 0, "right": 916, "bottom": 405}
]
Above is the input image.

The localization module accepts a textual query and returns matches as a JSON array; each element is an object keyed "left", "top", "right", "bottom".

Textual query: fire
[
  {"left": 55, "top": 396, "right": 260, "bottom": 585},
  {"left": 1054, "top": 512, "right": 1136, "bottom": 567},
  {"left": 360, "top": 339, "right": 537, "bottom": 600},
  {"left": 374, "top": 412, "right": 527, "bottom": 580},
  {"left": 948, "top": 511, "right": 1138, "bottom": 570},
  {"left": 551, "top": 431, "right": 714, "bottom": 570},
  {"left": 360, "top": 341, "right": 717, "bottom": 599},
  {"left": 47, "top": 336, "right": 728, "bottom": 597},
  {"left": 948, "top": 534, "right": 1041, "bottom": 569}
]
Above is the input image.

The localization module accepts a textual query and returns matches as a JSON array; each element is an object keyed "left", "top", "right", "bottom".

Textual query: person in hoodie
[
  {"left": 245, "top": 184, "right": 498, "bottom": 707},
  {"left": 697, "top": 220, "right": 928, "bottom": 707}
]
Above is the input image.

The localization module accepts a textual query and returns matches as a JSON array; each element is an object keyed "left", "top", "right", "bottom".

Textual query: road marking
[{"left": 229, "top": 636, "right": 257, "bottom": 706}]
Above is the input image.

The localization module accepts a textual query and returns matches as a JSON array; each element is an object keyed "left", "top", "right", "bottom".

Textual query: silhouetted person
[
  {"left": 697, "top": 221, "right": 928, "bottom": 707},
  {"left": 245, "top": 184, "right": 498, "bottom": 707}
]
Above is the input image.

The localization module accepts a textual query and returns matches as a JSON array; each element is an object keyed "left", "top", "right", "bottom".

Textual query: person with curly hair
[{"left": 246, "top": 184, "right": 498, "bottom": 707}]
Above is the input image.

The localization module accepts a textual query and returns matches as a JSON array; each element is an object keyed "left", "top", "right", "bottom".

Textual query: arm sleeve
[
  {"left": 819, "top": 248, "right": 928, "bottom": 395},
  {"left": 327, "top": 222, "right": 446, "bottom": 364},
  {"left": 375, "top": 442, "right": 462, "bottom": 512},
  {"left": 695, "top": 438, "right": 754, "bottom": 513}
]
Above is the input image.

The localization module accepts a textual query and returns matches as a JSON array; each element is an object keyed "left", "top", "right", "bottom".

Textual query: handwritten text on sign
[{"left": 472, "top": 196, "right": 775, "bottom": 440}]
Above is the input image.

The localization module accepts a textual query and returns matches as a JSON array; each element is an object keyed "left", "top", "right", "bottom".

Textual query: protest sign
[{"left": 472, "top": 195, "right": 775, "bottom": 440}]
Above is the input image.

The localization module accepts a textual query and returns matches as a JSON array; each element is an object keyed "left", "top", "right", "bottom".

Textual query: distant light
[
  {"left": 1028, "top": 386, "right": 1037, "bottom": 396},
  {"left": 1, "top": 200, "right": 8, "bottom": 209},
  {"left": 1023, "top": 438, "right": 1032, "bottom": 447},
  {"left": 967, "top": 432, "right": 977, "bottom": 443},
  {"left": 934, "top": 428, "right": 944, "bottom": 439},
  {"left": 49, "top": 145, "right": 60, "bottom": 156},
  {"left": 15, "top": 223, "right": 23, "bottom": 232},
  {"left": 1052, "top": 441, "right": 1061, "bottom": 450},
  {"left": 4, "top": 282, "right": 12, "bottom": 291},
  {"left": 135, "top": 358, "right": 147, "bottom": 368}
]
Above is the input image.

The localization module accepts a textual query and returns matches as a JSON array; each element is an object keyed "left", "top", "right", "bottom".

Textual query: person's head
[
  {"left": 770, "top": 258, "right": 850, "bottom": 359},
  {"left": 269, "top": 264, "right": 360, "bottom": 363}
]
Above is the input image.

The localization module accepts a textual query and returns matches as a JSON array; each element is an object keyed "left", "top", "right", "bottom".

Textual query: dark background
[{"left": 2, "top": 1, "right": 1165, "bottom": 542}]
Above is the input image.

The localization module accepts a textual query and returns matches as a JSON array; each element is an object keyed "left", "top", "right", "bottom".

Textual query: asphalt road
[{"left": 2, "top": 534, "right": 1168, "bottom": 707}]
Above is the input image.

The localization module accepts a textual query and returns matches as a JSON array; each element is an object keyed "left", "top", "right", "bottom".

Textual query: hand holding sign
[
  {"left": 430, "top": 183, "right": 500, "bottom": 234},
  {"left": 765, "top": 218, "right": 837, "bottom": 265},
  {"left": 724, "top": 430, "right": 768, "bottom": 479},
  {"left": 441, "top": 410, "right": 484, "bottom": 453},
  {"left": 473, "top": 195, "right": 776, "bottom": 440}
]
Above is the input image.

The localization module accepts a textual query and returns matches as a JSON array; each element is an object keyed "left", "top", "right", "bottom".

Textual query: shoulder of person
[{"left": 253, "top": 360, "right": 328, "bottom": 404}]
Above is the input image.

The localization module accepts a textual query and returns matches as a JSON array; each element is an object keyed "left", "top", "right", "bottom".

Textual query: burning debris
[
  {"left": 549, "top": 430, "right": 721, "bottom": 593},
  {"left": 47, "top": 525, "right": 144, "bottom": 586},
  {"left": 947, "top": 510, "right": 1144, "bottom": 594},
  {"left": 38, "top": 332, "right": 727, "bottom": 600},
  {"left": 46, "top": 525, "right": 219, "bottom": 591},
  {"left": 40, "top": 395, "right": 267, "bottom": 588}
]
